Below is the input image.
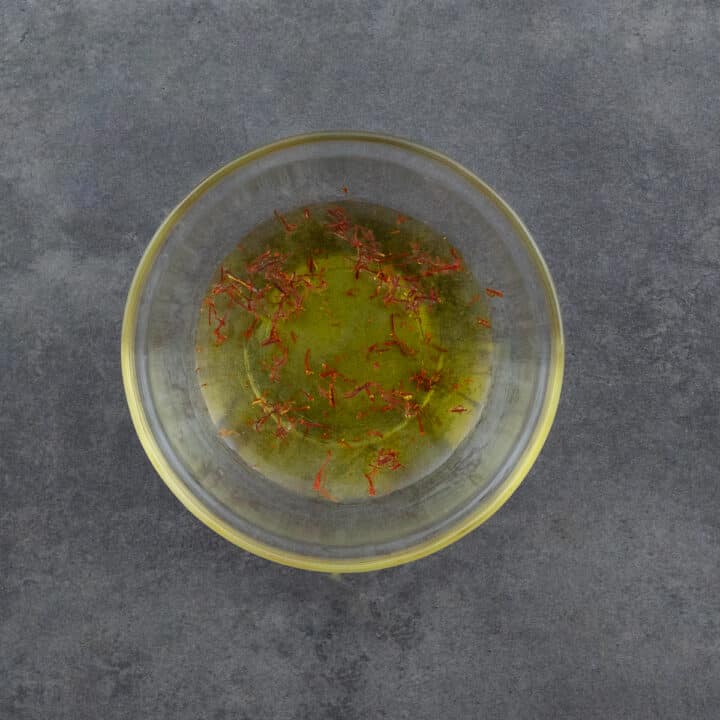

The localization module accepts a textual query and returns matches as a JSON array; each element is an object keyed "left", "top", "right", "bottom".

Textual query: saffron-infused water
[{"left": 195, "top": 201, "right": 499, "bottom": 500}]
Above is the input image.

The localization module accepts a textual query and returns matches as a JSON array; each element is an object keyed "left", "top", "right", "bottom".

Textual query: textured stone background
[{"left": 2, "top": 2, "right": 719, "bottom": 718}]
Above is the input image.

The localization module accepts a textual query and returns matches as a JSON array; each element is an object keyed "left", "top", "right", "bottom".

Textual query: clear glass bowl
[{"left": 121, "top": 132, "right": 564, "bottom": 572}]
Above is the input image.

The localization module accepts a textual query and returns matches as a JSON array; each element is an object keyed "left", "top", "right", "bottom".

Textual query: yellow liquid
[{"left": 195, "top": 201, "right": 492, "bottom": 500}]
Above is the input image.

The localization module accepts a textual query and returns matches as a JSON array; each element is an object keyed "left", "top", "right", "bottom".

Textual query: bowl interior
[{"left": 123, "top": 134, "right": 563, "bottom": 569}]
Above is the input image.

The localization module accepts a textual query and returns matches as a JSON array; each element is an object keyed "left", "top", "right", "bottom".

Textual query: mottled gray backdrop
[{"left": 2, "top": 2, "right": 719, "bottom": 719}]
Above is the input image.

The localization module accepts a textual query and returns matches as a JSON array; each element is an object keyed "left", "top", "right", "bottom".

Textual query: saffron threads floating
[{"left": 196, "top": 201, "right": 496, "bottom": 500}]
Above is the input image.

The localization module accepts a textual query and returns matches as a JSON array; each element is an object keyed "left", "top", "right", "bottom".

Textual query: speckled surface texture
[{"left": 2, "top": 2, "right": 719, "bottom": 718}]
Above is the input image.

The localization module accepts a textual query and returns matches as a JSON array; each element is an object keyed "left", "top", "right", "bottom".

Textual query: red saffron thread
[
  {"left": 274, "top": 209, "right": 297, "bottom": 233},
  {"left": 313, "top": 451, "right": 332, "bottom": 491}
]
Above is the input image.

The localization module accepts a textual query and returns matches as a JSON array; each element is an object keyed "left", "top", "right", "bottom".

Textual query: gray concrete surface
[{"left": 2, "top": 2, "right": 719, "bottom": 718}]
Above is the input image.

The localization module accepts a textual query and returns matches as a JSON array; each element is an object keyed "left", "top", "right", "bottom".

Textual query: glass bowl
[{"left": 121, "top": 132, "right": 564, "bottom": 572}]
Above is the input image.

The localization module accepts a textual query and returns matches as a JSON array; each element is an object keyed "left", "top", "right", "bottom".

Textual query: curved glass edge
[{"left": 121, "top": 131, "right": 565, "bottom": 573}]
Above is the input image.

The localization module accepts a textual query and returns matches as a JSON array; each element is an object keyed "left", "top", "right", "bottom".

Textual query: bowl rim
[{"left": 121, "top": 131, "right": 564, "bottom": 572}]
